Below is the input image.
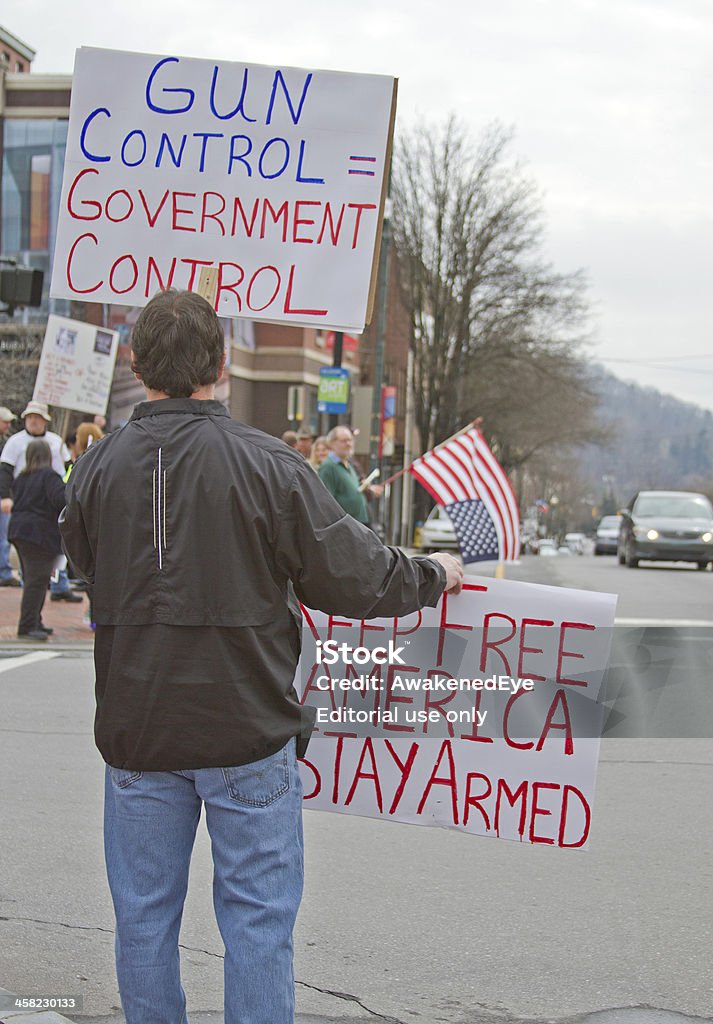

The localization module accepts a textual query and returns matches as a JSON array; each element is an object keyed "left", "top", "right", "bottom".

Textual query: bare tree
[{"left": 392, "top": 117, "right": 594, "bottom": 460}]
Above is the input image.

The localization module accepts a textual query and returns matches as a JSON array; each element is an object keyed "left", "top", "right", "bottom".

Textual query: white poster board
[
  {"left": 296, "top": 577, "right": 617, "bottom": 848},
  {"left": 50, "top": 47, "right": 396, "bottom": 332},
  {"left": 33, "top": 314, "right": 119, "bottom": 415}
]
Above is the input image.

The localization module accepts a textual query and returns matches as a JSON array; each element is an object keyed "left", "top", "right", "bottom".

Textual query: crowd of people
[
  {"left": 0, "top": 402, "right": 104, "bottom": 638},
  {"left": 2, "top": 398, "right": 390, "bottom": 640}
]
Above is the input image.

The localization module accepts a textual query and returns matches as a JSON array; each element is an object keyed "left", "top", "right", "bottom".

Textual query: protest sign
[
  {"left": 50, "top": 47, "right": 396, "bottom": 331},
  {"left": 33, "top": 314, "right": 119, "bottom": 415},
  {"left": 296, "top": 576, "right": 617, "bottom": 848}
]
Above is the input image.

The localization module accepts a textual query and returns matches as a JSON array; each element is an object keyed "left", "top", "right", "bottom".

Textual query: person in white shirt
[
  {"left": 0, "top": 401, "right": 82, "bottom": 604},
  {"left": 0, "top": 401, "right": 67, "bottom": 483}
]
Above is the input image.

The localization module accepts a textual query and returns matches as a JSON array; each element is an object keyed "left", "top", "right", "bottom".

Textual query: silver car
[{"left": 618, "top": 491, "right": 713, "bottom": 569}]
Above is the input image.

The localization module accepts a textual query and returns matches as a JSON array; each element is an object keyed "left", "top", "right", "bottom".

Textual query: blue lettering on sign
[
  {"left": 209, "top": 65, "right": 257, "bottom": 123},
  {"left": 121, "top": 130, "right": 147, "bottom": 167},
  {"left": 80, "top": 108, "right": 111, "bottom": 162},
  {"left": 296, "top": 139, "right": 324, "bottom": 184},
  {"left": 194, "top": 132, "right": 225, "bottom": 172},
  {"left": 146, "top": 57, "right": 195, "bottom": 114},
  {"left": 228, "top": 135, "right": 253, "bottom": 176},
  {"left": 258, "top": 138, "right": 290, "bottom": 179},
  {"left": 266, "top": 70, "right": 313, "bottom": 126},
  {"left": 155, "top": 133, "right": 187, "bottom": 168}
]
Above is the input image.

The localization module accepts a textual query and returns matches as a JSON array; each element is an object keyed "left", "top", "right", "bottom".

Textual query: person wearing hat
[
  {"left": 0, "top": 402, "right": 81, "bottom": 603},
  {"left": 295, "top": 427, "right": 316, "bottom": 459},
  {"left": 0, "top": 406, "right": 21, "bottom": 586}
]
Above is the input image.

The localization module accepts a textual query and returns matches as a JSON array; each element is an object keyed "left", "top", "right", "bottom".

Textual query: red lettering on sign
[
  {"left": 171, "top": 191, "right": 197, "bottom": 232},
  {"left": 480, "top": 612, "right": 516, "bottom": 675},
  {"left": 459, "top": 688, "right": 493, "bottom": 744},
  {"left": 66, "top": 232, "right": 102, "bottom": 293},
  {"left": 558, "top": 785, "right": 591, "bottom": 848},
  {"left": 138, "top": 188, "right": 170, "bottom": 227},
  {"left": 422, "top": 669, "right": 457, "bottom": 735},
  {"left": 556, "top": 621, "right": 595, "bottom": 686},
  {"left": 384, "top": 740, "right": 419, "bottom": 815},
  {"left": 145, "top": 256, "right": 177, "bottom": 297},
  {"left": 293, "top": 200, "right": 320, "bottom": 243},
  {"left": 299, "top": 758, "right": 321, "bottom": 800},
  {"left": 231, "top": 197, "right": 259, "bottom": 237},
  {"left": 495, "top": 778, "right": 528, "bottom": 839},
  {"left": 332, "top": 734, "right": 347, "bottom": 804},
  {"left": 383, "top": 663, "right": 419, "bottom": 732},
  {"left": 518, "top": 618, "right": 554, "bottom": 682},
  {"left": 529, "top": 781, "right": 560, "bottom": 845},
  {"left": 537, "top": 689, "right": 574, "bottom": 755},
  {"left": 200, "top": 191, "right": 227, "bottom": 236},
  {"left": 283, "top": 264, "right": 328, "bottom": 317},
  {"left": 67, "top": 168, "right": 101, "bottom": 220},
  {"left": 260, "top": 199, "right": 289, "bottom": 242},
  {"left": 347, "top": 202, "right": 377, "bottom": 249},
  {"left": 463, "top": 772, "right": 492, "bottom": 828},
  {"left": 345, "top": 738, "right": 383, "bottom": 813},
  {"left": 417, "top": 740, "right": 459, "bottom": 824},
  {"left": 503, "top": 689, "right": 534, "bottom": 750},
  {"left": 437, "top": 591, "right": 474, "bottom": 666},
  {"left": 216, "top": 262, "right": 244, "bottom": 312}
]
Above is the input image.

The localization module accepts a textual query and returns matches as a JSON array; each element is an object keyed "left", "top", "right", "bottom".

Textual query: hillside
[{"left": 576, "top": 367, "right": 713, "bottom": 505}]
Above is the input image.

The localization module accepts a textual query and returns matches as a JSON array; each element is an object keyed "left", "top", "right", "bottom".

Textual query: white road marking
[
  {"left": 0, "top": 651, "right": 60, "bottom": 675},
  {"left": 615, "top": 618, "right": 713, "bottom": 627}
]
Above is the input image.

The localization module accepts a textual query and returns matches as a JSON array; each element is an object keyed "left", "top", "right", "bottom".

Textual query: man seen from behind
[{"left": 60, "top": 289, "right": 463, "bottom": 1024}]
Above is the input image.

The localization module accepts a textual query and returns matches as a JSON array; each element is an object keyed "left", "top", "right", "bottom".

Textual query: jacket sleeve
[
  {"left": 0, "top": 461, "right": 13, "bottom": 500},
  {"left": 45, "top": 470, "right": 69, "bottom": 513},
  {"left": 274, "top": 460, "right": 446, "bottom": 619},
  {"left": 58, "top": 473, "right": 95, "bottom": 584}
]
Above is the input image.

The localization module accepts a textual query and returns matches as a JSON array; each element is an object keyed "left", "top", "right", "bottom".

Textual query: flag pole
[{"left": 382, "top": 416, "right": 483, "bottom": 488}]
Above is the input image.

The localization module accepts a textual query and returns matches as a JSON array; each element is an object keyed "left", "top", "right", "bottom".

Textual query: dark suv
[{"left": 618, "top": 490, "right": 713, "bottom": 569}]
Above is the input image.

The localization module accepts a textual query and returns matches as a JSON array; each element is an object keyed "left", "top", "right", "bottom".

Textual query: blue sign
[{"left": 317, "top": 366, "right": 350, "bottom": 413}]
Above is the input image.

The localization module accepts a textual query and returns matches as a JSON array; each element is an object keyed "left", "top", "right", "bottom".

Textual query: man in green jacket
[{"left": 318, "top": 425, "right": 383, "bottom": 525}]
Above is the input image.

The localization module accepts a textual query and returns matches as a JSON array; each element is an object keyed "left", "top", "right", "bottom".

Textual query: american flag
[{"left": 410, "top": 427, "right": 520, "bottom": 563}]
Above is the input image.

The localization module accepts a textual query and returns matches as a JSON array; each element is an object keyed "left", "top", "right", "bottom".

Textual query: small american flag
[{"left": 410, "top": 427, "right": 520, "bottom": 563}]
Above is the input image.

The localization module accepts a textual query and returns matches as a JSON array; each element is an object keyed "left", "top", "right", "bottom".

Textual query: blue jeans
[
  {"left": 104, "top": 739, "right": 304, "bottom": 1024},
  {"left": 0, "top": 511, "right": 13, "bottom": 580},
  {"left": 49, "top": 564, "right": 70, "bottom": 594}
]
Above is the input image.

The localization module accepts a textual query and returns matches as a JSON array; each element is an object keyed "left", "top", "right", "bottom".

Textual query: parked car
[
  {"left": 538, "top": 539, "right": 558, "bottom": 557},
  {"left": 617, "top": 491, "right": 713, "bottom": 569},
  {"left": 419, "top": 506, "right": 459, "bottom": 553},
  {"left": 564, "top": 532, "right": 586, "bottom": 554},
  {"left": 594, "top": 515, "right": 621, "bottom": 555}
]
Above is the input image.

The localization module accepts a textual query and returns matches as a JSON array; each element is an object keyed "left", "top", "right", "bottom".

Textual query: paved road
[
  {"left": 1, "top": 645, "right": 711, "bottom": 1024},
  {"left": 469, "top": 552, "right": 713, "bottom": 623}
]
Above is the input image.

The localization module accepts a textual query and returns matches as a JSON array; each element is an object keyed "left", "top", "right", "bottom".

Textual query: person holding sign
[
  {"left": 319, "top": 425, "right": 384, "bottom": 526},
  {"left": 59, "top": 289, "right": 462, "bottom": 1024}
]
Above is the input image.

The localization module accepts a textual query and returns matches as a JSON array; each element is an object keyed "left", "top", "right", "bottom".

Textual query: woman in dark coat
[{"left": 8, "top": 439, "right": 67, "bottom": 640}]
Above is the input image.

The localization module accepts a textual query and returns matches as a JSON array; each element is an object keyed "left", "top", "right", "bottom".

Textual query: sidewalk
[{"left": 0, "top": 581, "right": 93, "bottom": 646}]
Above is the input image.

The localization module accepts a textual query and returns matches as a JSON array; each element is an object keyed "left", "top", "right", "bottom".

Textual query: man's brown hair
[{"left": 131, "top": 290, "right": 225, "bottom": 398}]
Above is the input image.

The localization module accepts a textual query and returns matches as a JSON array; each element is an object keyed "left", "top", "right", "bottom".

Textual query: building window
[
  {"left": 2, "top": 118, "right": 69, "bottom": 318},
  {"left": 16, "top": 61, "right": 25, "bottom": 72}
]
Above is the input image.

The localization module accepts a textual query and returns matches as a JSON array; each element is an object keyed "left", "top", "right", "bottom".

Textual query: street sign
[{"left": 317, "top": 366, "right": 350, "bottom": 413}]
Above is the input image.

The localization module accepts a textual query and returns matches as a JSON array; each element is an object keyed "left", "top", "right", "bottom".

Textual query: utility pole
[
  {"left": 327, "top": 331, "right": 344, "bottom": 431},
  {"left": 368, "top": 199, "right": 392, "bottom": 473}
]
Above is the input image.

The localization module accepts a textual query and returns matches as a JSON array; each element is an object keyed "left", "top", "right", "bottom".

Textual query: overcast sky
[{"left": 4, "top": 0, "right": 712, "bottom": 411}]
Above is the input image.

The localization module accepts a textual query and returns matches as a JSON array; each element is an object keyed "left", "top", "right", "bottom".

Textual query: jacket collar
[{"left": 130, "top": 398, "right": 230, "bottom": 421}]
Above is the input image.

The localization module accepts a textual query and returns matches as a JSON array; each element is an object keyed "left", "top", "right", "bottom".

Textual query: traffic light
[{"left": 0, "top": 266, "right": 44, "bottom": 312}]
